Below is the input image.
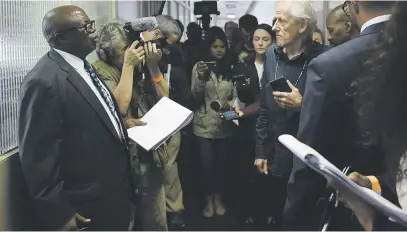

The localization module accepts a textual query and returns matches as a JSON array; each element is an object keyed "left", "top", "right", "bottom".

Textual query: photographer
[
  {"left": 230, "top": 24, "right": 274, "bottom": 228},
  {"left": 93, "top": 18, "right": 184, "bottom": 231},
  {"left": 191, "top": 28, "right": 236, "bottom": 218}
]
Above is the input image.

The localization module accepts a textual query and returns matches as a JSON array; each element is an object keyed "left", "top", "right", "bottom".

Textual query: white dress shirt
[
  {"left": 360, "top": 14, "right": 391, "bottom": 33},
  {"left": 54, "top": 49, "right": 121, "bottom": 136}
]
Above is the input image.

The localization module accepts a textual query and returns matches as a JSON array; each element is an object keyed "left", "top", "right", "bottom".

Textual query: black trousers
[{"left": 196, "top": 137, "right": 231, "bottom": 195}]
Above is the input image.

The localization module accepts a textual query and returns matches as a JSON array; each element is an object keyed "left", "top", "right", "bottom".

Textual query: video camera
[
  {"left": 123, "top": 17, "right": 163, "bottom": 49},
  {"left": 193, "top": 1, "right": 220, "bottom": 37}
]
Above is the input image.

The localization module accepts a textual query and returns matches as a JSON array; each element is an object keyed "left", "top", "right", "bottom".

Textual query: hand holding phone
[
  {"left": 221, "top": 110, "right": 239, "bottom": 120},
  {"left": 197, "top": 61, "right": 210, "bottom": 78},
  {"left": 270, "top": 77, "right": 291, "bottom": 92}
]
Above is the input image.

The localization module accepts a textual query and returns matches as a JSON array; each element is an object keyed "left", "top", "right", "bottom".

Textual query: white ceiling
[{"left": 214, "top": 0, "right": 253, "bottom": 27}]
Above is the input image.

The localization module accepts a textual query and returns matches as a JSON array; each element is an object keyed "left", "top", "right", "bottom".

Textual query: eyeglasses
[
  {"left": 342, "top": 1, "right": 350, "bottom": 16},
  {"left": 55, "top": 20, "right": 96, "bottom": 35}
]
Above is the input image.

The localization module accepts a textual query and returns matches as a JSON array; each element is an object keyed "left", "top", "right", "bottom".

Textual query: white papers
[
  {"left": 127, "top": 97, "right": 193, "bottom": 151},
  {"left": 278, "top": 134, "right": 407, "bottom": 228}
]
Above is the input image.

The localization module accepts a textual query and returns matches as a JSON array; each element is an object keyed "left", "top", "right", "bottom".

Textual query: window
[{"left": 0, "top": 1, "right": 112, "bottom": 155}]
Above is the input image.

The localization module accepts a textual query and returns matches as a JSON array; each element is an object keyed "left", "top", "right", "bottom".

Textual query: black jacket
[
  {"left": 18, "top": 49, "right": 133, "bottom": 230},
  {"left": 255, "top": 42, "right": 328, "bottom": 178},
  {"left": 284, "top": 22, "right": 396, "bottom": 230},
  {"left": 161, "top": 44, "right": 192, "bottom": 109},
  {"left": 231, "top": 59, "right": 261, "bottom": 139}
]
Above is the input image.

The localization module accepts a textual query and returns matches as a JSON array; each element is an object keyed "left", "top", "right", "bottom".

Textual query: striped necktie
[{"left": 84, "top": 61, "right": 127, "bottom": 146}]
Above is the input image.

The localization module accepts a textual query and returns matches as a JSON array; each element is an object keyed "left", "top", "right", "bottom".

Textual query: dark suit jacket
[
  {"left": 284, "top": 22, "right": 397, "bottom": 230},
  {"left": 18, "top": 49, "right": 133, "bottom": 230}
]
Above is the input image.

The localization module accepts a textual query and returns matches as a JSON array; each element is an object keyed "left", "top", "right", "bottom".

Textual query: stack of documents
[
  {"left": 278, "top": 134, "right": 407, "bottom": 228},
  {"left": 127, "top": 97, "right": 193, "bottom": 151}
]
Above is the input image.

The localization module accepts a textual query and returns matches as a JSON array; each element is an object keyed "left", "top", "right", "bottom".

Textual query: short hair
[
  {"left": 224, "top": 21, "right": 238, "bottom": 31},
  {"left": 328, "top": 4, "right": 350, "bottom": 23},
  {"left": 359, "top": 1, "right": 395, "bottom": 11},
  {"left": 155, "top": 15, "right": 181, "bottom": 39},
  {"left": 186, "top": 22, "right": 202, "bottom": 40},
  {"left": 239, "top": 14, "right": 258, "bottom": 33},
  {"left": 95, "top": 21, "right": 128, "bottom": 62},
  {"left": 286, "top": 1, "right": 317, "bottom": 36},
  {"left": 42, "top": 5, "right": 84, "bottom": 45}
]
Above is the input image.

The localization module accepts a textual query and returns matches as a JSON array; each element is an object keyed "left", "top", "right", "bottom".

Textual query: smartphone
[
  {"left": 202, "top": 61, "right": 216, "bottom": 70},
  {"left": 270, "top": 77, "right": 291, "bottom": 92},
  {"left": 222, "top": 110, "right": 238, "bottom": 120}
]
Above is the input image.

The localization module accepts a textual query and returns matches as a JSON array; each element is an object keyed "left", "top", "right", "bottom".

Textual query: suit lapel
[
  {"left": 359, "top": 22, "right": 386, "bottom": 37},
  {"left": 49, "top": 49, "right": 122, "bottom": 142}
]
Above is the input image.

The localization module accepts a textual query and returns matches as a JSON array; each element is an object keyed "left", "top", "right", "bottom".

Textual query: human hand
[
  {"left": 123, "top": 40, "right": 145, "bottom": 67},
  {"left": 196, "top": 61, "right": 209, "bottom": 79},
  {"left": 144, "top": 42, "right": 162, "bottom": 65},
  {"left": 272, "top": 80, "right": 302, "bottom": 109},
  {"left": 254, "top": 159, "right": 268, "bottom": 174},
  {"left": 58, "top": 213, "right": 91, "bottom": 231},
  {"left": 125, "top": 118, "right": 147, "bottom": 129}
]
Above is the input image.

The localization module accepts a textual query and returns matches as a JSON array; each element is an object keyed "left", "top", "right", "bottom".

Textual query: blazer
[
  {"left": 284, "top": 22, "right": 394, "bottom": 230},
  {"left": 18, "top": 49, "right": 134, "bottom": 230}
]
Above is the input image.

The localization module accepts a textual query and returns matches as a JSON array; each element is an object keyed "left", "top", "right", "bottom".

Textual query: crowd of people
[{"left": 17, "top": 0, "right": 407, "bottom": 231}]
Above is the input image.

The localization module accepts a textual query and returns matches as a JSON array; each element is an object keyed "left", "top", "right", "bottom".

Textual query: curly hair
[
  {"left": 95, "top": 21, "right": 128, "bottom": 62},
  {"left": 355, "top": 2, "right": 407, "bottom": 179}
]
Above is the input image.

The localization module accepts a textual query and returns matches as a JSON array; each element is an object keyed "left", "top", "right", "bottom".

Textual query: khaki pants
[{"left": 133, "top": 133, "right": 184, "bottom": 231}]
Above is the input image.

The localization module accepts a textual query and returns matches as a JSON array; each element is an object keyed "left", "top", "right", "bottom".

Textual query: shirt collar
[
  {"left": 361, "top": 14, "right": 391, "bottom": 33},
  {"left": 274, "top": 39, "right": 313, "bottom": 60},
  {"left": 54, "top": 48, "right": 85, "bottom": 70}
]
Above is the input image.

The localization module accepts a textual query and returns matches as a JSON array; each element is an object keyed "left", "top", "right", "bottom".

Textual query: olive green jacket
[{"left": 92, "top": 60, "right": 181, "bottom": 171}]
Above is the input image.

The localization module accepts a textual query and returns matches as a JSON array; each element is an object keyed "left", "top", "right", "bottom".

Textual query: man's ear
[
  {"left": 345, "top": 21, "right": 352, "bottom": 33},
  {"left": 54, "top": 33, "right": 68, "bottom": 46},
  {"left": 298, "top": 18, "right": 308, "bottom": 34}
]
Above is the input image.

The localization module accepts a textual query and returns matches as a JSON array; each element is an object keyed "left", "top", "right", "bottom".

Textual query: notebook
[{"left": 127, "top": 97, "right": 193, "bottom": 151}]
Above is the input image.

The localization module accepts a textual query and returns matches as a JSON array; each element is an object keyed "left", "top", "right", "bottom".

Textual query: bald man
[
  {"left": 326, "top": 4, "right": 359, "bottom": 46},
  {"left": 19, "top": 5, "right": 134, "bottom": 230}
]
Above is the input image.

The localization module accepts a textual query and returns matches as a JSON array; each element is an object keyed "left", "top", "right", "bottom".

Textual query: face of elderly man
[{"left": 272, "top": 1, "right": 309, "bottom": 48}]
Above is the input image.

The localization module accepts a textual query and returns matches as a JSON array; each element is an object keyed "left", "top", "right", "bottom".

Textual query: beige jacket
[{"left": 191, "top": 63, "right": 237, "bottom": 139}]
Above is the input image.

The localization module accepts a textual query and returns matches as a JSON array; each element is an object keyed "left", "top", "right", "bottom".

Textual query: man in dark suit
[
  {"left": 283, "top": 1, "right": 395, "bottom": 230},
  {"left": 18, "top": 5, "right": 134, "bottom": 230}
]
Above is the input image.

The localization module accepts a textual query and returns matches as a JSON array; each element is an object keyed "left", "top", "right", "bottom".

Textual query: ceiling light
[{"left": 227, "top": 14, "right": 236, "bottom": 19}]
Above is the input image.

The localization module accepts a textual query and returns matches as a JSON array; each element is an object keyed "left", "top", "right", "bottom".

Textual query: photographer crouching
[{"left": 93, "top": 16, "right": 185, "bottom": 231}]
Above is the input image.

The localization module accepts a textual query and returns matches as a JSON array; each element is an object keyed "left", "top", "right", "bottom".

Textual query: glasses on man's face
[
  {"left": 342, "top": 1, "right": 350, "bottom": 16},
  {"left": 56, "top": 20, "right": 96, "bottom": 35}
]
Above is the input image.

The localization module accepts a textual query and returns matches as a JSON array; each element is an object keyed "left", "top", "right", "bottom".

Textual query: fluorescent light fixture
[{"left": 227, "top": 14, "right": 236, "bottom": 19}]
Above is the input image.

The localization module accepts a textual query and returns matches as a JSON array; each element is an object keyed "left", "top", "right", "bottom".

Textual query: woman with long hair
[{"left": 190, "top": 28, "right": 236, "bottom": 218}]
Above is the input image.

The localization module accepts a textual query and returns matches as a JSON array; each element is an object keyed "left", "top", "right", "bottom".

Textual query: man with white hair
[{"left": 254, "top": 1, "right": 328, "bottom": 229}]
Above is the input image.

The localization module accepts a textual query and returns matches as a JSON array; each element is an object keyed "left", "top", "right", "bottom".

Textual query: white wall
[{"left": 247, "top": 0, "right": 276, "bottom": 26}]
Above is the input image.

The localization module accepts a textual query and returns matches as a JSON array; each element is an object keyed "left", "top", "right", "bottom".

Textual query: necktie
[{"left": 84, "top": 61, "right": 127, "bottom": 147}]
